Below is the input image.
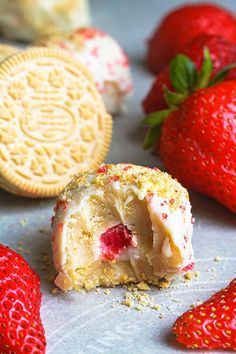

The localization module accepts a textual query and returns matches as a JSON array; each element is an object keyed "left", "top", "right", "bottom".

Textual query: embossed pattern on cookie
[{"left": 0, "top": 48, "right": 112, "bottom": 197}]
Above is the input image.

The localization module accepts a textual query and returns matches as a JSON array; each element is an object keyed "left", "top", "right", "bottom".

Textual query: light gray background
[{"left": 0, "top": 1, "right": 236, "bottom": 353}]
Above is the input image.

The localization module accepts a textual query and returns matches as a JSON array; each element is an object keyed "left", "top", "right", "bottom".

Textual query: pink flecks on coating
[
  {"left": 123, "top": 164, "right": 132, "bottom": 171},
  {"left": 58, "top": 223, "right": 64, "bottom": 231},
  {"left": 54, "top": 200, "right": 69, "bottom": 213},
  {"left": 181, "top": 262, "right": 195, "bottom": 272},
  {"left": 191, "top": 217, "right": 196, "bottom": 224},
  {"left": 146, "top": 192, "right": 154, "bottom": 203},
  {"left": 100, "top": 224, "right": 134, "bottom": 261},
  {"left": 110, "top": 175, "right": 120, "bottom": 183},
  {"left": 97, "top": 165, "right": 109, "bottom": 174},
  {"left": 161, "top": 213, "right": 168, "bottom": 220}
]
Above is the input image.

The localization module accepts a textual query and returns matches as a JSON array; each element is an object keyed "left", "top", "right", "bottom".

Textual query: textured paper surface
[{"left": 0, "top": 0, "right": 236, "bottom": 353}]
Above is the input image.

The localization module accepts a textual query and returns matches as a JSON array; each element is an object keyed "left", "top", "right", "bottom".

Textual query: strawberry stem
[{"left": 143, "top": 46, "right": 236, "bottom": 149}]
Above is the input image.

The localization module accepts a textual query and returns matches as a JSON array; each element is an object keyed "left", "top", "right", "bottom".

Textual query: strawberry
[
  {"left": 143, "top": 49, "right": 236, "bottom": 213},
  {"left": 0, "top": 244, "right": 46, "bottom": 353},
  {"left": 147, "top": 3, "right": 236, "bottom": 75},
  {"left": 100, "top": 224, "right": 133, "bottom": 261},
  {"left": 143, "top": 34, "right": 236, "bottom": 114},
  {"left": 173, "top": 278, "right": 236, "bottom": 349}
]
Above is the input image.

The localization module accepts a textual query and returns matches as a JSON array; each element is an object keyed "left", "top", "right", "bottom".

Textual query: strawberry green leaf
[
  {"left": 208, "top": 63, "right": 236, "bottom": 86},
  {"left": 143, "top": 126, "right": 161, "bottom": 149},
  {"left": 163, "top": 85, "right": 185, "bottom": 108},
  {"left": 170, "top": 54, "right": 198, "bottom": 93},
  {"left": 196, "top": 47, "right": 213, "bottom": 89},
  {"left": 143, "top": 109, "right": 172, "bottom": 126}
]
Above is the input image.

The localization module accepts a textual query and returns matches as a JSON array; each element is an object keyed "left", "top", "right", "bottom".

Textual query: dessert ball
[
  {"left": 52, "top": 163, "right": 194, "bottom": 290},
  {"left": 37, "top": 28, "right": 133, "bottom": 114},
  {"left": 0, "top": 0, "right": 90, "bottom": 42}
]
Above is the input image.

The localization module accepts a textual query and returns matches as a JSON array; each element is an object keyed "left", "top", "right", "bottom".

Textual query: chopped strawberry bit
[
  {"left": 100, "top": 224, "right": 134, "bottom": 261},
  {"left": 123, "top": 165, "right": 132, "bottom": 171},
  {"left": 110, "top": 175, "right": 119, "bottom": 182},
  {"left": 90, "top": 46, "right": 99, "bottom": 57},
  {"left": 97, "top": 165, "right": 109, "bottom": 174},
  {"left": 58, "top": 223, "right": 64, "bottom": 231},
  {"left": 146, "top": 192, "right": 154, "bottom": 203},
  {"left": 191, "top": 217, "right": 196, "bottom": 224},
  {"left": 77, "top": 27, "right": 106, "bottom": 39},
  {"left": 181, "top": 262, "right": 195, "bottom": 272},
  {"left": 184, "top": 235, "right": 189, "bottom": 243},
  {"left": 161, "top": 213, "right": 168, "bottom": 219},
  {"left": 54, "top": 200, "right": 69, "bottom": 213},
  {"left": 179, "top": 205, "right": 186, "bottom": 213},
  {"left": 169, "top": 198, "right": 175, "bottom": 205}
]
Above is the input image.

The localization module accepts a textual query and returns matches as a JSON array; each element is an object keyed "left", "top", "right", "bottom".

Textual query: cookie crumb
[
  {"left": 151, "top": 304, "right": 161, "bottom": 311},
  {"left": 184, "top": 271, "right": 194, "bottom": 281},
  {"left": 122, "top": 297, "right": 133, "bottom": 307},
  {"left": 51, "top": 288, "right": 58, "bottom": 294},
  {"left": 19, "top": 218, "right": 28, "bottom": 227},
  {"left": 104, "top": 289, "right": 110, "bottom": 295},
  {"left": 136, "top": 281, "right": 150, "bottom": 291},
  {"left": 214, "top": 256, "right": 221, "bottom": 262}
]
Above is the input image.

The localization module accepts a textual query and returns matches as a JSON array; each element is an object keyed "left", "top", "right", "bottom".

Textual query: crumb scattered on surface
[
  {"left": 214, "top": 256, "right": 221, "bottom": 262},
  {"left": 159, "top": 314, "right": 164, "bottom": 319},
  {"left": 51, "top": 288, "right": 58, "bottom": 294},
  {"left": 151, "top": 304, "right": 161, "bottom": 311},
  {"left": 184, "top": 272, "right": 194, "bottom": 281},
  {"left": 104, "top": 289, "right": 110, "bottom": 295},
  {"left": 19, "top": 218, "right": 28, "bottom": 227},
  {"left": 136, "top": 282, "right": 150, "bottom": 291}
]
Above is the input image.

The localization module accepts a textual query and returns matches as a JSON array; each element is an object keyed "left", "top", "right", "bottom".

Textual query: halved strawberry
[
  {"left": 0, "top": 244, "right": 46, "bottom": 353},
  {"left": 173, "top": 279, "right": 236, "bottom": 349}
]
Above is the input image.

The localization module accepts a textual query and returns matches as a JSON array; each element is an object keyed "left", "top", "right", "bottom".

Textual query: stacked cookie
[{"left": 0, "top": 48, "right": 112, "bottom": 197}]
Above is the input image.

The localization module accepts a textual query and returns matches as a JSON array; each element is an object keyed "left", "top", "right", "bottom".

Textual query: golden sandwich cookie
[
  {"left": 52, "top": 164, "right": 194, "bottom": 291},
  {"left": 0, "top": 48, "right": 112, "bottom": 197}
]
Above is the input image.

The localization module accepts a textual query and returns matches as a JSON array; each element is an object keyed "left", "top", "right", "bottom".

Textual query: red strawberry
[
  {"left": 143, "top": 34, "right": 236, "bottom": 114},
  {"left": 143, "top": 50, "right": 236, "bottom": 213},
  {"left": 0, "top": 244, "right": 46, "bottom": 353},
  {"left": 100, "top": 224, "right": 133, "bottom": 261},
  {"left": 147, "top": 4, "right": 236, "bottom": 75},
  {"left": 173, "top": 278, "right": 236, "bottom": 349}
]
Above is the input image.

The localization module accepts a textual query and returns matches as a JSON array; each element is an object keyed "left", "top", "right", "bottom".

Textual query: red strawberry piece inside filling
[{"left": 100, "top": 224, "right": 134, "bottom": 261}]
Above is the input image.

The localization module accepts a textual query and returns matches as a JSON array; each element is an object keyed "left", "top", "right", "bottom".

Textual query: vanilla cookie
[
  {"left": 36, "top": 27, "right": 133, "bottom": 114},
  {"left": 0, "top": 48, "right": 112, "bottom": 197},
  {"left": 0, "top": 0, "right": 90, "bottom": 42},
  {"left": 52, "top": 164, "right": 194, "bottom": 291}
]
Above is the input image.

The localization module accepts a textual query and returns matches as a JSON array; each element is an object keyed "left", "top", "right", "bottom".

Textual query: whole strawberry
[
  {"left": 147, "top": 3, "right": 236, "bottom": 74},
  {"left": 143, "top": 34, "right": 236, "bottom": 114},
  {"left": 173, "top": 279, "right": 236, "bottom": 349},
  {"left": 0, "top": 244, "right": 46, "bottom": 353},
  {"left": 143, "top": 50, "right": 236, "bottom": 213}
]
